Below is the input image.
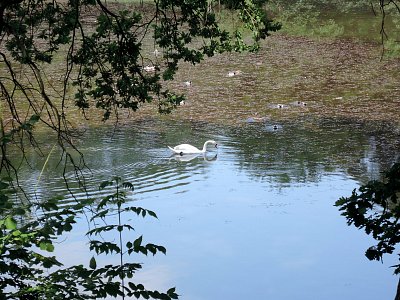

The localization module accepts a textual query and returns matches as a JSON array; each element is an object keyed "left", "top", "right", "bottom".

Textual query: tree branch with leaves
[
  {"left": 335, "top": 162, "right": 400, "bottom": 300},
  {"left": 0, "top": 0, "right": 280, "bottom": 183}
]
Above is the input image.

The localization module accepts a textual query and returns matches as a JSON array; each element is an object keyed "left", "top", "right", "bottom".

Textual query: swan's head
[{"left": 205, "top": 140, "right": 218, "bottom": 148}]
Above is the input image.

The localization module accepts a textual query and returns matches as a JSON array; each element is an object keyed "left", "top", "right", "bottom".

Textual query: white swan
[{"left": 168, "top": 140, "right": 217, "bottom": 155}]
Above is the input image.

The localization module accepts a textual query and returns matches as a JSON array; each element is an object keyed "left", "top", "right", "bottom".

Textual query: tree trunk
[{"left": 395, "top": 278, "right": 400, "bottom": 300}]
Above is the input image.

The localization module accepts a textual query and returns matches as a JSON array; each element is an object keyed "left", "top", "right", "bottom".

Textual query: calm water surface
[
  {"left": 4, "top": 5, "right": 400, "bottom": 298},
  {"left": 18, "top": 119, "right": 399, "bottom": 300}
]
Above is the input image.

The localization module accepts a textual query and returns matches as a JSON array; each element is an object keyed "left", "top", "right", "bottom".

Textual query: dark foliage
[{"left": 335, "top": 162, "right": 400, "bottom": 274}]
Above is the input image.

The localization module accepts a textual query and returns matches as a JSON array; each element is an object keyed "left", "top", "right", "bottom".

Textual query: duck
[
  {"left": 227, "top": 70, "right": 242, "bottom": 77},
  {"left": 168, "top": 140, "right": 218, "bottom": 155},
  {"left": 143, "top": 65, "right": 156, "bottom": 72},
  {"left": 297, "top": 101, "right": 307, "bottom": 106}
]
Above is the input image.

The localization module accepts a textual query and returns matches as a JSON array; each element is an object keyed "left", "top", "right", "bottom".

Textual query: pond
[
  {"left": 3, "top": 1, "right": 400, "bottom": 298},
  {"left": 17, "top": 118, "right": 400, "bottom": 300}
]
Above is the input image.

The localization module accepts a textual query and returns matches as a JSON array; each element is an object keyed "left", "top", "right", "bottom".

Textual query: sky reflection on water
[
  {"left": 128, "top": 154, "right": 395, "bottom": 300},
  {"left": 18, "top": 120, "right": 399, "bottom": 300}
]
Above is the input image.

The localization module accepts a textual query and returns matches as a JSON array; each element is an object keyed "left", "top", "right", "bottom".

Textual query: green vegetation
[
  {"left": 336, "top": 162, "right": 400, "bottom": 299},
  {"left": 269, "top": 0, "right": 400, "bottom": 53},
  {"left": 0, "top": 0, "right": 280, "bottom": 298},
  {"left": 0, "top": 176, "right": 179, "bottom": 299},
  {"left": 269, "top": 0, "right": 345, "bottom": 38},
  {"left": 1, "top": 0, "right": 400, "bottom": 298},
  {"left": 0, "top": 0, "right": 280, "bottom": 176}
]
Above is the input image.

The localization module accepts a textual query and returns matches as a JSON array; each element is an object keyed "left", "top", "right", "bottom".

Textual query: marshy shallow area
[{"left": 156, "top": 34, "right": 400, "bottom": 133}]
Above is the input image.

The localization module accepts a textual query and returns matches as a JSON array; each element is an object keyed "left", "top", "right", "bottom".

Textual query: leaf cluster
[
  {"left": 1, "top": 0, "right": 281, "bottom": 120},
  {"left": 335, "top": 162, "right": 400, "bottom": 274},
  {"left": 0, "top": 0, "right": 281, "bottom": 182},
  {"left": 0, "top": 177, "right": 178, "bottom": 299}
]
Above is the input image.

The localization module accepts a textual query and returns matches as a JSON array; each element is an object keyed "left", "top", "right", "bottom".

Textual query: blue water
[{"left": 19, "top": 120, "right": 399, "bottom": 300}]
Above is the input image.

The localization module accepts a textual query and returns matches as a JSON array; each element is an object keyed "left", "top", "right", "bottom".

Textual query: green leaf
[
  {"left": 134, "top": 236, "right": 143, "bottom": 248},
  {"left": 147, "top": 210, "right": 158, "bottom": 219},
  {"left": 158, "top": 246, "right": 167, "bottom": 255},
  {"left": 167, "top": 287, "right": 177, "bottom": 295},
  {"left": 39, "top": 241, "right": 47, "bottom": 250},
  {"left": 89, "top": 256, "right": 97, "bottom": 269},
  {"left": 38, "top": 241, "right": 55, "bottom": 252},
  {"left": 4, "top": 216, "right": 17, "bottom": 230},
  {"left": 46, "top": 243, "right": 55, "bottom": 252},
  {"left": 99, "top": 180, "right": 112, "bottom": 190},
  {"left": 11, "top": 230, "right": 21, "bottom": 236},
  {"left": 13, "top": 207, "right": 26, "bottom": 215},
  {"left": 0, "top": 181, "right": 9, "bottom": 190},
  {"left": 42, "top": 256, "right": 62, "bottom": 268},
  {"left": 28, "top": 114, "right": 40, "bottom": 123},
  {"left": 122, "top": 182, "right": 134, "bottom": 190}
]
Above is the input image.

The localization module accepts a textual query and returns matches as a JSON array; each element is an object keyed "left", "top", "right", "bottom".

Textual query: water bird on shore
[
  {"left": 227, "top": 70, "right": 242, "bottom": 77},
  {"left": 143, "top": 65, "right": 156, "bottom": 72},
  {"left": 183, "top": 80, "right": 192, "bottom": 86},
  {"left": 168, "top": 140, "right": 218, "bottom": 155}
]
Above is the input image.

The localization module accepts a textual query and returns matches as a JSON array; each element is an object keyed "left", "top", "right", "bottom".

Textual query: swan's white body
[{"left": 168, "top": 140, "right": 217, "bottom": 155}]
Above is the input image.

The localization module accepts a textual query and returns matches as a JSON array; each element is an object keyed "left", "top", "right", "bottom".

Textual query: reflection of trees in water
[
  {"left": 228, "top": 120, "right": 400, "bottom": 185},
  {"left": 13, "top": 122, "right": 217, "bottom": 203},
  {"left": 11, "top": 120, "right": 400, "bottom": 202}
]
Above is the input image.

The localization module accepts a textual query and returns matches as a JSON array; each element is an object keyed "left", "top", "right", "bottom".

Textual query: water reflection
[
  {"left": 170, "top": 153, "right": 218, "bottom": 162},
  {"left": 12, "top": 119, "right": 400, "bottom": 300},
  {"left": 15, "top": 119, "right": 399, "bottom": 202}
]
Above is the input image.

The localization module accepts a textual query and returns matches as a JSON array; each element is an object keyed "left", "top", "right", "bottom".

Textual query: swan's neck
[{"left": 202, "top": 141, "right": 211, "bottom": 152}]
